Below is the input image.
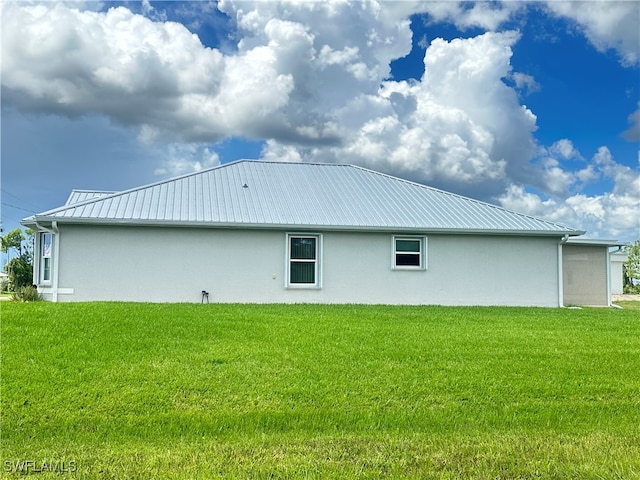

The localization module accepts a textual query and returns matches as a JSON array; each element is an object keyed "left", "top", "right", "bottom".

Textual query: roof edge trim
[{"left": 26, "top": 215, "right": 585, "bottom": 236}]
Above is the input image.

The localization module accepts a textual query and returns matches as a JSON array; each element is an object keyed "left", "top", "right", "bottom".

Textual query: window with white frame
[
  {"left": 41, "top": 233, "right": 52, "bottom": 283},
  {"left": 393, "top": 236, "right": 427, "bottom": 270},
  {"left": 287, "top": 234, "right": 321, "bottom": 287}
]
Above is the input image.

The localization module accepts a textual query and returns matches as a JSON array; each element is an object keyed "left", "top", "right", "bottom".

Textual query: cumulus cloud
[
  {"left": 1, "top": 0, "right": 417, "bottom": 146},
  {"left": 622, "top": 103, "right": 640, "bottom": 142},
  {"left": 2, "top": 0, "right": 638, "bottom": 240},
  {"left": 543, "top": 1, "right": 640, "bottom": 66},
  {"left": 535, "top": 139, "right": 594, "bottom": 191},
  {"left": 510, "top": 72, "right": 541, "bottom": 95},
  {"left": 152, "top": 144, "right": 220, "bottom": 177},
  {"left": 262, "top": 30, "right": 539, "bottom": 199},
  {"left": 549, "top": 139, "right": 581, "bottom": 160},
  {"left": 419, "top": 1, "right": 524, "bottom": 31},
  {"left": 413, "top": 1, "right": 639, "bottom": 67},
  {"left": 1, "top": 2, "right": 294, "bottom": 143},
  {"left": 499, "top": 147, "right": 640, "bottom": 239}
]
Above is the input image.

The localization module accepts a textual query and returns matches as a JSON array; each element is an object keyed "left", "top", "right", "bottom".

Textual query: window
[
  {"left": 393, "top": 236, "right": 427, "bottom": 270},
  {"left": 287, "top": 234, "right": 321, "bottom": 287},
  {"left": 41, "top": 233, "right": 52, "bottom": 283}
]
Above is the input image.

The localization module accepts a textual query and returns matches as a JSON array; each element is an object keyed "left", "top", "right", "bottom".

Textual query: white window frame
[
  {"left": 392, "top": 235, "right": 427, "bottom": 270},
  {"left": 286, "top": 233, "right": 322, "bottom": 288},
  {"left": 40, "top": 232, "right": 53, "bottom": 284}
]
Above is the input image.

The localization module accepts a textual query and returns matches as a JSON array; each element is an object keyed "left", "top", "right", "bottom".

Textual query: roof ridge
[{"left": 70, "top": 189, "right": 117, "bottom": 193}]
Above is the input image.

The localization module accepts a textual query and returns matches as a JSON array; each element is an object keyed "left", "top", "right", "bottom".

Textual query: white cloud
[
  {"left": 2, "top": 4, "right": 225, "bottom": 137},
  {"left": 539, "top": 157, "right": 575, "bottom": 195},
  {"left": 511, "top": 72, "right": 541, "bottom": 95},
  {"left": 499, "top": 184, "right": 568, "bottom": 222},
  {"left": 1, "top": 2, "right": 297, "bottom": 143},
  {"left": 262, "top": 30, "right": 536, "bottom": 197},
  {"left": 592, "top": 146, "right": 639, "bottom": 196},
  {"left": 543, "top": 1, "right": 640, "bottom": 66},
  {"left": 420, "top": 1, "right": 524, "bottom": 31},
  {"left": 549, "top": 139, "right": 581, "bottom": 160},
  {"left": 622, "top": 102, "right": 640, "bottom": 142},
  {"left": 419, "top": 1, "right": 639, "bottom": 67},
  {"left": 1, "top": 0, "right": 417, "bottom": 147},
  {"left": 532, "top": 140, "right": 612, "bottom": 195},
  {"left": 260, "top": 140, "right": 303, "bottom": 163},
  {"left": 152, "top": 144, "right": 220, "bottom": 177},
  {"left": 2, "top": 0, "right": 637, "bottom": 241},
  {"left": 499, "top": 147, "right": 640, "bottom": 241}
]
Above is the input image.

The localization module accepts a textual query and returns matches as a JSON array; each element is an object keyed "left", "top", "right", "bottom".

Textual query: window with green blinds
[{"left": 288, "top": 235, "right": 320, "bottom": 286}]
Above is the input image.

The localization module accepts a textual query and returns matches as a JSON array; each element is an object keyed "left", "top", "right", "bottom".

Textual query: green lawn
[{"left": 1, "top": 303, "right": 639, "bottom": 479}]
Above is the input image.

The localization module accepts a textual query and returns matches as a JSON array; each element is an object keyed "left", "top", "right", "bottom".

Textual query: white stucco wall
[
  {"left": 610, "top": 250, "right": 628, "bottom": 295},
  {"left": 44, "top": 225, "right": 562, "bottom": 306},
  {"left": 562, "top": 244, "right": 609, "bottom": 306}
]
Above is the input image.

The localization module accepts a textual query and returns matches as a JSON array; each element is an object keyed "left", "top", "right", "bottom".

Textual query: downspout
[
  {"left": 606, "top": 247, "right": 612, "bottom": 307},
  {"left": 558, "top": 235, "right": 569, "bottom": 307},
  {"left": 35, "top": 221, "right": 60, "bottom": 302},
  {"left": 51, "top": 221, "right": 60, "bottom": 302}
]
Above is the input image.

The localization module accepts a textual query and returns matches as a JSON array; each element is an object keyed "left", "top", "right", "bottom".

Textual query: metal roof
[
  {"left": 24, "top": 160, "right": 584, "bottom": 236},
  {"left": 65, "top": 190, "right": 117, "bottom": 205}
]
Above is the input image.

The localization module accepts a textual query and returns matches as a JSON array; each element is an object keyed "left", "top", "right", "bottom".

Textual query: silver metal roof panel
[
  {"left": 65, "top": 190, "right": 116, "bottom": 205},
  {"left": 28, "top": 160, "right": 584, "bottom": 235}
]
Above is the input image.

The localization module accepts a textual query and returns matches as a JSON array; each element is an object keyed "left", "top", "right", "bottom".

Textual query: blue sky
[{"left": 1, "top": 1, "right": 639, "bottom": 266}]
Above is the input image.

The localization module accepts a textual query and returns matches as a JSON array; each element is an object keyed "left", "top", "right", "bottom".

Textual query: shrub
[
  {"left": 11, "top": 286, "right": 42, "bottom": 302},
  {"left": 0, "top": 277, "right": 9, "bottom": 293},
  {"left": 5, "top": 255, "right": 33, "bottom": 290},
  {"left": 623, "top": 282, "right": 640, "bottom": 295}
]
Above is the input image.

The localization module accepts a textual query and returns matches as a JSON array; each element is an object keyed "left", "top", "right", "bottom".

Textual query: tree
[
  {"left": 623, "top": 239, "right": 640, "bottom": 293},
  {"left": 1, "top": 228, "right": 25, "bottom": 257},
  {"left": 5, "top": 256, "right": 33, "bottom": 289},
  {"left": 2, "top": 228, "right": 33, "bottom": 290}
]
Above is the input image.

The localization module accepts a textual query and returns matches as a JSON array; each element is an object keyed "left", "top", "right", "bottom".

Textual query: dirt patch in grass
[{"left": 612, "top": 294, "right": 640, "bottom": 302}]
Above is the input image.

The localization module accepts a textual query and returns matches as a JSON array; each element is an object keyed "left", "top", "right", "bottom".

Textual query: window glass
[
  {"left": 41, "top": 233, "right": 52, "bottom": 282},
  {"left": 291, "top": 238, "right": 316, "bottom": 260},
  {"left": 287, "top": 235, "right": 320, "bottom": 287},
  {"left": 396, "top": 253, "right": 420, "bottom": 267},
  {"left": 43, "top": 258, "right": 51, "bottom": 282},
  {"left": 393, "top": 236, "right": 426, "bottom": 269},
  {"left": 396, "top": 239, "right": 420, "bottom": 252},
  {"left": 42, "top": 233, "right": 52, "bottom": 257},
  {"left": 290, "top": 262, "right": 315, "bottom": 284}
]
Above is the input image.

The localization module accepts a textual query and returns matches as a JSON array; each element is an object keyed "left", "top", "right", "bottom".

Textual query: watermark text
[{"left": 4, "top": 460, "right": 77, "bottom": 474}]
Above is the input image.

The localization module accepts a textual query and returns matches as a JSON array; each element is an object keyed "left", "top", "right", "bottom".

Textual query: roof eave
[
  {"left": 565, "top": 238, "right": 627, "bottom": 247},
  {"left": 27, "top": 215, "right": 585, "bottom": 237},
  {"left": 20, "top": 216, "right": 37, "bottom": 228}
]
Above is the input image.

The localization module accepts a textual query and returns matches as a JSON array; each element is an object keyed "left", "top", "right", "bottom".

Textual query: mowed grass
[{"left": 1, "top": 303, "right": 639, "bottom": 479}]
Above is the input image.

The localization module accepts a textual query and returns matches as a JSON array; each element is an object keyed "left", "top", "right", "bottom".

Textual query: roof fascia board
[
  {"left": 565, "top": 238, "right": 627, "bottom": 247},
  {"left": 29, "top": 215, "right": 585, "bottom": 236}
]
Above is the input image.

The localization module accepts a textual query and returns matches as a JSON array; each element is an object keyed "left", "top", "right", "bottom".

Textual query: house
[{"left": 23, "top": 160, "right": 595, "bottom": 306}]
